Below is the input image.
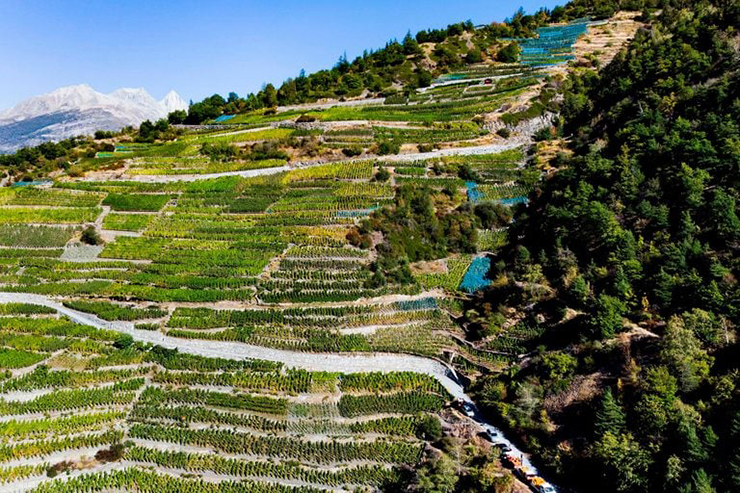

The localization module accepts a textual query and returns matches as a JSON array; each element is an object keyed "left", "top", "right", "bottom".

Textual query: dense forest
[{"left": 467, "top": 1, "right": 740, "bottom": 492}]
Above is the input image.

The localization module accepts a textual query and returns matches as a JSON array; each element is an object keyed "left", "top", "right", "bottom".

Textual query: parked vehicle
[
  {"left": 479, "top": 430, "right": 497, "bottom": 442},
  {"left": 461, "top": 401, "right": 476, "bottom": 417}
]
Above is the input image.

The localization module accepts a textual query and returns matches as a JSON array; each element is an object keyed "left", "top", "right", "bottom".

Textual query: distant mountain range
[{"left": 0, "top": 84, "right": 188, "bottom": 153}]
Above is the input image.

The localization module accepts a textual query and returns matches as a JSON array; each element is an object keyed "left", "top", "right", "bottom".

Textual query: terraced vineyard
[
  {"left": 0, "top": 11, "right": 638, "bottom": 492},
  {"left": 0, "top": 302, "right": 451, "bottom": 491}
]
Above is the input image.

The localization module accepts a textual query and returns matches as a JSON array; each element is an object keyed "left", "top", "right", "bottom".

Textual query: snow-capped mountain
[
  {"left": 0, "top": 84, "right": 188, "bottom": 153},
  {"left": 161, "top": 90, "right": 188, "bottom": 114}
]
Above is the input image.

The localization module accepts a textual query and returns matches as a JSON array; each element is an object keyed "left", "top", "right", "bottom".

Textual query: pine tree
[
  {"left": 676, "top": 415, "right": 707, "bottom": 463},
  {"left": 594, "top": 388, "right": 626, "bottom": 437},
  {"left": 691, "top": 469, "right": 716, "bottom": 493},
  {"left": 726, "top": 413, "right": 740, "bottom": 489}
]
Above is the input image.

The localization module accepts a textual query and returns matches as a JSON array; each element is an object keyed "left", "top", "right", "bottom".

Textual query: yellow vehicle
[{"left": 530, "top": 476, "right": 546, "bottom": 487}]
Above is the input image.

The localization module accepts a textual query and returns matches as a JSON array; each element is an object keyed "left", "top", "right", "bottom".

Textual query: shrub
[
  {"left": 415, "top": 414, "right": 443, "bottom": 441},
  {"left": 458, "top": 164, "right": 481, "bottom": 182},
  {"left": 377, "top": 141, "right": 400, "bottom": 156},
  {"left": 80, "top": 226, "right": 102, "bottom": 246},
  {"left": 384, "top": 94, "right": 408, "bottom": 105},
  {"left": 47, "top": 461, "right": 74, "bottom": 478},
  {"left": 374, "top": 167, "right": 391, "bottom": 182},
  {"left": 95, "top": 443, "right": 126, "bottom": 462},
  {"left": 346, "top": 228, "right": 372, "bottom": 249},
  {"left": 533, "top": 126, "right": 554, "bottom": 142},
  {"left": 342, "top": 146, "right": 363, "bottom": 157},
  {"left": 466, "top": 49, "right": 483, "bottom": 63},
  {"left": 496, "top": 128, "right": 511, "bottom": 138},
  {"left": 114, "top": 334, "right": 134, "bottom": 350},
  {"left": 474, "top": 203, "right": 512, "bottom": 229},
  {"left": 417, "top": 70, "right": 433, "bottom": 88},
  {"left": 497, "top": 42, "right": 521, "bottom": 63},
  {"left": 201, "top": 142, "right": 240, "bottom": 161}
]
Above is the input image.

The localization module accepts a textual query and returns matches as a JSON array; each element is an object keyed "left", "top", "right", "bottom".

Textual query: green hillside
[{"left": 1, "top": 0, "right": 738, "bottom": 492}]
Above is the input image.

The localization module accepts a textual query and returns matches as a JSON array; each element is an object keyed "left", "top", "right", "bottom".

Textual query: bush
[
  {"left": 95, "top": 443, "right": 126, "bottom": 462},
  {"left": 248, "top": 142, "right": 289, "bottom": 161},
  {"left": 201, "top": 141, "right": 240, "bottom": 161},
  {"left": 384, "top": 94, "right": 409, "bottom": 105},
  {"left": 114, "top": 334, "right": 134, "bottom": 350},
  {"left": 474, "top": 202, "right": 512, "bottom": 229},
  {"left": 47, "top": 461, "right": 74, "bottom": 478},
  {"left": 80, "top": 226, "right": 102, "bottom": 246},
  {"left": 458, "top": 164, "right": 481, "bottom": 182},
  {"left": 533, "top": 126, "right": 554, "bottom": 142},
  {"left": 466, "top": 49, "right": 483, "bottom": 63},
  {"left": 497, "top": 42, "right": 521, "bottom": 63},
  {"left": 377, "top": 141, "right": 401, "bottom": 156},
  {"left": 415, "top": 414, "right": 443, "bottom": 441},
  {"left": 417, "top": 70, "right": 433, "bottom": 88},
  {"left": 346, "top": 228, "right": 372, "bottom": 249},
  {"left": 67, "top": 165, "right": 84, "bottom": 177},
  {"left": 342, "top": 146, "right": 363, "bottom": 157},
  {"left": 374, "top": 166, "right": 391, "bottom": 182},
  {"left": 496, "top": 128, "right": 511, "bottom": 138}
]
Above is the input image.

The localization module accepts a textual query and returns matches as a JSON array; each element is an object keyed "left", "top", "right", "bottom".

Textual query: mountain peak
[
  {"left": 57, "top": 83, "right": 95, "bottom": 92},
  {"left": 109, "top": 87, "right": 150, "bottom": 96},
  {"left": 160, "top": 90, "right": 188, "bottom": 113},
  {"left": 0, "top": 83, "right": 188, "bottom": 152},
  {"left": 108, "top": 87, "right": 159, "bottom": 110}
]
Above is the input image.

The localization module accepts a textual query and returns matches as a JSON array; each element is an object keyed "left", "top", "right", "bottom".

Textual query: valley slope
[{"left": 0, "top": 3, "right": 720, "bottom": 492}]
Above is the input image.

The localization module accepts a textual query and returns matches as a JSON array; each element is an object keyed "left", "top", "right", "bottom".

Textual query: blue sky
[{"left": 0, "top": 0, "right": 561, "bottom": 109}]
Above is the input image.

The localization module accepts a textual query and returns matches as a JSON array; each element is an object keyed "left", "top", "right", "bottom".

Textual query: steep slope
[
  {"left": 0, "top": 2, "right": 718, "bottom": 492},
  {"left": 469, "top": 2, "right": 740, "bottom": 492}
]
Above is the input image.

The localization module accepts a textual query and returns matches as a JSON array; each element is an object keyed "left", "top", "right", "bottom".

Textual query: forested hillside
[
  {"left": 180, "top": 0, "right": 646, "bottom": 123},
  {"left": 471, "top": 1, "right": 740, "bottom": 492}
]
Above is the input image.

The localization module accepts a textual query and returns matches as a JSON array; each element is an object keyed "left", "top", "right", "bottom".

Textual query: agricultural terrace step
[
  {"left": 0, "top": 292, "right": 465, "bottom": 401},
  {"left": 75, "top": 140, "right": 528, "bottom": 184}
]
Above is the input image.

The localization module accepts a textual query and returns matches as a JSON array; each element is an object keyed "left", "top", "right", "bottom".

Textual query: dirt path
[
  {"left": 277, "top": 97, "right": 386, "bottom": 113},
  {"left": 385, "top": 140, "right": 527, "bottom": 162}
]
